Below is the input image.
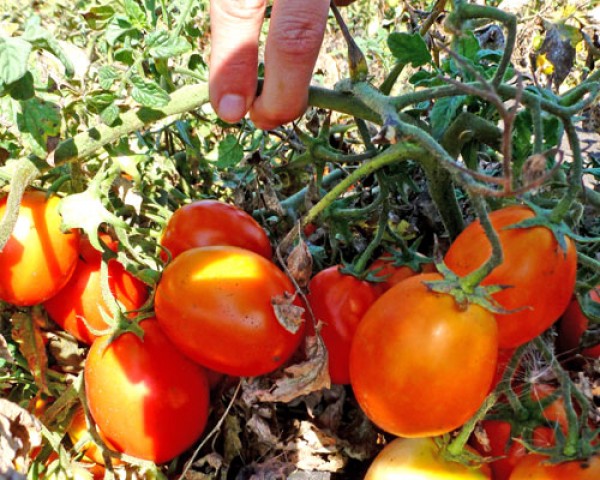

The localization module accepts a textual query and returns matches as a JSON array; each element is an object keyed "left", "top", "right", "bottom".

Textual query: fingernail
[{"left": 217, "top": 94, "right": 247, "bottom": 123}]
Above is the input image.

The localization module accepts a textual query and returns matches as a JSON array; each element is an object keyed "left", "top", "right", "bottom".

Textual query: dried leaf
[
  {"left": 0, "top": 398, "right": 43, "bottom": 474},
  {"left": 0, "top": 333, "right": 14, "bottom": 365},
  {"left": 11, "top": 312, "right": 49, "bottom": 394},
  {"left": 246, "top": 412, "right": 280, "bottom": 447},
  {"left": 223, "top": 414, "right": 243, "bottom": 463},
  {"left": 46, "top": 332, "right": 86, "bottom": 373},
  {"left": 272, "top": 293, "right": 305, "bottom": 334},
  {"left": 288, "top": 420, "right": 345, "bottom": 472},
  {"left": 538, "top": 23, "right": 578, "bottom": 88},
  {"left": 244, "top": 334, "right": 330, "bottom": 404},
  {"left": 522, "top": 153, "right": 547, "bottom": 186},
  {"left": 287, "top": 238, "right": 313, "bottom": 289}
]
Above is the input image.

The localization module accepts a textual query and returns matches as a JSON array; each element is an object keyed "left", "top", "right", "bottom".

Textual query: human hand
[{"left": 209, "top": 0, "right": 356, "bottom": 130}]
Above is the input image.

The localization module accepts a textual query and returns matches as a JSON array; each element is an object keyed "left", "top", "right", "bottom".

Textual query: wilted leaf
[
  {"left": 0, "top": 333, "right": 14, "bottom": 366},
  {"left": 16, "top": 98, "right": 61, "bottom": 156},
  {"left": 0, "top": 398, "right": 43, "bottom": 473},
  {"left": 538, "top": 23, "right": 579, "bottom": 88},
  {"left": 223, "top": 414, "right": 243, "bottom": 463},
  {"left": 11, "top": 312, "right": 49, "bottom": 394},
  {"left": 244, "top": 334, "right": 330, "bottom": 404},
  {"left": 288, "top": 420, "right": 345, "bottom": 472},
  {"left": 272, "top": 292, "right": 305, "bottom": 334},
  {"left": 46, "top": 332, "right": 86, "bottom": 373},
  {"left": 287, "top": 239, "right": 313, "bottom": 289},
  {"left": 246, "top": 412, "right": 280, "bottom": 447}
]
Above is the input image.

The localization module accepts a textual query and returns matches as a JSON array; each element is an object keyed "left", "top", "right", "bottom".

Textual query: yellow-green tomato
[{"left": 364, "top": 438, "right": 491, "bottom": 480}]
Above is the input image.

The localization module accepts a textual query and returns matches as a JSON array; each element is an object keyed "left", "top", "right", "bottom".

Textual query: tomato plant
[
  {"left": 0, "top": 190, "right": 80, "bottom": 306},
  {"left": 444, "top": 205, "right": 577, "bottom": 349},
  {"left": 368, "top": 250, "right": 435, "bottom": 295},
  {"left": 349, "top": 272, "right": 498, "bottom": 437},
  {"left": 44, "top": 235, "right": 148, "bottom": 344},
  {"left": 154, "top": 245, "right": 305, "bottom": 377},
  {"left": 305, "top": 266, "right": 379, "bottom": 384},
  {"left": 160, "top": 199, "right": 272, "bottom": 260},
  {"left": 84, "top": 318, "right": 210, "bottom": 464},
  {"left": 509, "top": 453, "right": 600, "bottom": 480},
  {"left": 364, "top": 437, "right": 491, "bottom": 479},
  {"left": 557, "top": 287, "right": 600, "bottom": 358}
]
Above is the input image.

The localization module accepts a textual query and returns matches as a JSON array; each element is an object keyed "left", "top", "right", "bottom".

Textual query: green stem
[
  {"left": 353, "top": 187, "right": 388, "bottom": 276},
  {"left": 0, "top": 159, "right": 40, "bottom": 251},
  {"left": 379, "top": 62, "right": 406, "bottom": 96},
  {"left": 173, "top": 0, "right": 195, "bottom": 36}
]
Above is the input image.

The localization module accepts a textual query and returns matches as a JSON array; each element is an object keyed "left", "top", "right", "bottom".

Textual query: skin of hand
[{"left": 209, "top": 0, "right": 357, "bottom": 130}]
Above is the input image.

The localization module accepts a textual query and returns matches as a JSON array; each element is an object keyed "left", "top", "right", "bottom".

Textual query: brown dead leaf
[
  {"left": 272, "top": 292, "right": 305, "bottom": 334},
  {"left": 246, "top": 412, "right": 281, "bottom": 447},
  {"left": 11, "top": 312, "right": 49, "bottom": 394},
  {"left": 288, "top": 420, "right": 346, "bottom": 472},
  {"left": 46, "top": 331, "right": 86, "bottom": 373},
  {"left": 0, "top": 399, "right": 43, "bottom": 474},
  {"left": 243, "top": 334, "right": 330, "bottom": 404},
  {"left": 223, "top": 414, "right": 243, "bottom": 464},
  {"left": 287, "top": 238, "right": 313, "bottom": 289}
]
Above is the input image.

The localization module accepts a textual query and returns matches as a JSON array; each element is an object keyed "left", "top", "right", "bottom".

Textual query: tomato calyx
[{"left": 423, "top": 260, "right": 514, "bottom": 314}]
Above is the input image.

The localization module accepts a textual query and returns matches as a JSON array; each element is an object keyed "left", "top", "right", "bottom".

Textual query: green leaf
[
  {"left": 124, "top": 0, "right": 147, "bottom": 29},
  {"left": 5, "top": 71, "right": 35, "bottom": 100},
  {"left": 217, "top": 134, "right": 244, "bottom": 168},
  {"left": 16, "top": 98, "right": 61, "bottom": 156},
  {"left": 130, "top": 74, "right": 170, "bottom": 107},
  {"left": 22, "top": 15, "right": 74, "bottom": 78},
  {"left": 430, "top": 95, "right": 467, "bottom": 140},
  {"left": 0, "top": 36, "right": 32, "bottom": 85},
  {"left": 98, "top": 66, "right": 120, "bottom": 89},
  {"left": 86, "top": 92, "right": 118, "bottom": 111},
  {"left": 100, "top": 102, "right": 120, "bottom": 126},
  {"left": 455, "top": 32, "right": 481, "bottom": 62},
  {"left": 105, "top": 16, "right": 137, "bottom": 46},
  {"left": 83, "top": 4, "right": 116, "bottom": 30},
  {"left": 148, "top": 32, "right": 192, "bottom": 59},
  {"left": 387, "top": 32, "right": 431, "bottom": 67}
]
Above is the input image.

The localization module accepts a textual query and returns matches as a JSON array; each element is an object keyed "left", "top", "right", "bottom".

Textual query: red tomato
[
  {"left": 472, "top": 421, "right": 555, "bottom": 480},
  {"left": 0, "top": 191, "right": 80, "bottom": 306},
  {"left": 368, "top": 251, "right": 435, "bottom": 294},
  {"left": 509, "top": 453, "right": 600, "bottom": 480},
  {"left": 444, "top": 205, "right": 577, "bottom": 349},
  {"left": 160, "top": 199, "right": 272, "bottom": 260},
  {"left": 350, "top": 272, "right": 498, "bottom": 437},
  {"left": 364, "top": 437, "right": 491, "bottom": 479},
  {"left": 84, "top": 319, "right": 210, "bottom": 464},
  {"left": 530, "top": 383, "right": 568, "bottom": 434},
  {"left": 44, "top": 236, "right": 148, "bottom": 345},
  {"left": 305, "top": 266, "right": 379, "bottom": 384},
  {"left": 557, "top": 287, "right": 600, "bottom": 358},
  {"left": 154, "top": 246, "right": 305, "bottom": 377}
]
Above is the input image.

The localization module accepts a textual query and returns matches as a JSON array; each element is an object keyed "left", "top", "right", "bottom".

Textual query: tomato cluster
[{"left": 7, "top": 192, "right": 597, "bottom": 478}]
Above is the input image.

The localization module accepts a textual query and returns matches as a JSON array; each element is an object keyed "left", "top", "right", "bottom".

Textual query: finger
[
  {"left": 209, "top": 0, "right": 267, "bottom": 123},
  {"left": 250, "top": 0, "right": 330, "bottom": 130}
]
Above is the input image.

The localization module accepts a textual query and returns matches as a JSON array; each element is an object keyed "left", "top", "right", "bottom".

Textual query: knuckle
[
  {"left": 213, "top": 0, "right": 267, "bottom": 21},
  {"left": 268, "top": 14, "right": 326, "bottom": 58}
]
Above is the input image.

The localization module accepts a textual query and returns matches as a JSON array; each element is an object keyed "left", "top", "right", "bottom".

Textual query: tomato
[
  {"left": 44, "top": 236, "right": 148, "bottom": 344},
  {"left": 350, "top": 272, "right": 498, "bottom": 437},
  {"left": 509, "top": 453, "right": 600, "bottom": 480},
  {"left": 67, "top": 406, "right": 119, "bottom": 467},
  {"left": 160, "top": 199, "right": 272, "bottom": 260},
  {"left": 364, "top": 437, "right": 491, "bottom": 479},
  {"left": 84, "top": 319, "right": 210, "bottom": 464},
  {"left": 529, "top": 383, "right": 568, "bottom": 434},
  {"left": 472, "top": 421, "right": 555, "bottom": 480},
  {"left": 368, "top": 251, "right": 435, "bottom": 295},
  {"left": 444, "top": 205, "right": 577, "bottom": 349},
  {"left": 305, "top": 266, "right": 379, "bottom": 384},
  {"left": 0, "top": 190, "right": 80, "bottom": 306},
  {"left": 557, "top": 287, "right": 600, "bottom": 358},
  {"left": 154, "top": 246, "right": 305, "bottom": 377}
]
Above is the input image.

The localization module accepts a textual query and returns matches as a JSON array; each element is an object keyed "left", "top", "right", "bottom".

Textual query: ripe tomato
[
  {"left": 444, "top": 205, "right": 577, "bottom": 349},
  {"left": 67, "top": 406, "right": 119, "bottom": 467},
  {"left": 305, "top": 266, "right": 379, "bottom": 384},
  {"left": 472, "top": 421, "right": 555, "bottom": 480},
  {"left": 154, "top": 246, "right": 305, "bottom": 377},
  {"left": 84, "top": 319, "right": 210, "bottom": 464},
  {"left": 557, "top": 287, "right": 600, "bottom": 358},
  {"left": 364, "top": 437, "right": 491, "bottom": 479},
  {"left": 368, "top": 251, "right": 435, "bottom": 294},
  {"left": 350, "top": 272, "right": 498, "bottom": 437},
  {"left": 0, "top": 190, "right": 80, "bottom": 306},
  {"left": 44, "top": 236, "right": 148, "bottom": 345},
  {"left": 160, "top": 199, "right": 272, "bottom": 260},
  {"left": 509, "top": 453, "right": 600, "bottom": 480}
]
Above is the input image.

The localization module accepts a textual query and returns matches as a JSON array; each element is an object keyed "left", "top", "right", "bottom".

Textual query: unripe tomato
[
  {"left": 445, "top": 205, "right": 577, "bottom": 349},
  {"left": 160, "top": 199, "right": 272, "bottom": 260},
  {"left": 509, "top": 453, "right": 600, "bottom": 480},
  {"left": 350, "top": 273, "right": 498, "bottom": 437},
  {"left": 154, "top": 246, "right": 305, "bottom": 377},
  {"left": 364, "top": 437, "right": 491, "bottom": 479},
  {"left": 306, "top": 266, "right": 379, "bottom": 384},
  {"left": 84, "top": 319, "right": 210, "bottom": 464},
  {"left": 44, "top": 236, "right": 148, "bottom": 344},
  {"left": 0, "top": 191, "right": 80, "bottom": 306},
  {"left": 557, "top": 287, "right": 600, "bottom": 358}
]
